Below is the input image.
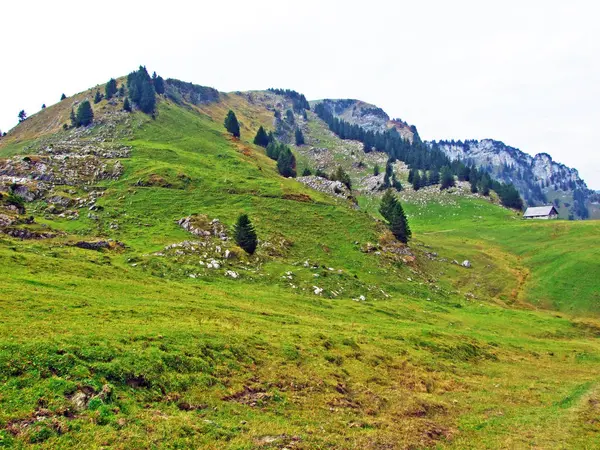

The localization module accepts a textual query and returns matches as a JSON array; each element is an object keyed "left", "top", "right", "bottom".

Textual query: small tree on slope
[
  {"left": 224, "top": 110, "right": 240, "bottom": 138},
  {"left": 233, "top": 214, "right": 258, "bottom": 255},
  {"left": 76, "top": 100, "right": 94, "bottom": 127},
  {"left": 389, "top": 202, "right": 411, "bottom": 243},
  {"left": 253, "top": 126, "right": 269, "bottom": 147},
  {"left": 379, "top": 189, "right": 397, "bottom": 222}
]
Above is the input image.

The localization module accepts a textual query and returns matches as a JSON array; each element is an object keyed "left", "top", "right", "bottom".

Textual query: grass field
[{"left": 0, "top": 89, "right": 599, "bottom": 448}]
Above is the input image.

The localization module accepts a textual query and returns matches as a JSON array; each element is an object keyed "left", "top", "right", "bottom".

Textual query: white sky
[{"left": 2, "top": 0, "right": 599, "bottom": 188}]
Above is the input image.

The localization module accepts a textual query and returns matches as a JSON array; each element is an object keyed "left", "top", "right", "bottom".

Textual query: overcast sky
[{"left": 2, "top": 0, "right": 598, "bottom": 188}]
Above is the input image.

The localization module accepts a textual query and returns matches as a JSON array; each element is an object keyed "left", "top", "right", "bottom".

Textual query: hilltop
[{"left": 0, "top": 69, "right": 599, "bottom": 448}]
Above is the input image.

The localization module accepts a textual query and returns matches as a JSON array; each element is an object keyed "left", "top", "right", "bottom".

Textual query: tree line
[{"left": 267, "top": 88, "right": 310, "bottom": 111}]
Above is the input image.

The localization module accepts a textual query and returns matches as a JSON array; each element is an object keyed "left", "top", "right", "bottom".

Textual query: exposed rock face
[
  {"left": 178, "top": 215, "right": 228, "bottom": 240},
  {"left": 74, "top": 240, "right": 125, "bottom": 251},
  {"left": 431, "top": 139, "right": 591, "bottom": 218},
  {"left": 296, "top": 176, "right": 352, "bottom": 200}
]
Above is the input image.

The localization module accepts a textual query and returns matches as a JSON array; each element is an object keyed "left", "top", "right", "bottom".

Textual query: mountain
[
  {"left": 431, "top": 139, "right": 593, "bottom": 219},
  {"left": 0, "top": 69, "right": 599, "bottom": 448}
]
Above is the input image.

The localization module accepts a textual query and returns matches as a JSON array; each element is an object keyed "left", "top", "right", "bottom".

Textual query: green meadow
[{"left": 0, "top": 94, "right": 599, "bottom": 448}]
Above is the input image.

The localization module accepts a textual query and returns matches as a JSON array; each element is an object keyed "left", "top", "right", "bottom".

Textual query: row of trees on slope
[
  {"left": 223, "top": 113, "right": 297, "bottom": 178},
  {"left": 267, "top": 88, "right": 310, "bottom": 112}
]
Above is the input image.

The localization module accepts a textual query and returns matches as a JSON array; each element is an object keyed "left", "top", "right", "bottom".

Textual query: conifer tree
[
  {"left": 285, "top": 109, "right": 294, "bottom": 124},
  {"left": 105, "top": 78, "right": 118, "bottom": 99},
  {"left": 373, "top": 164, "right": 380, "bottom": 176},
  {"left": 18, "top": 110, "right": 27, "bottom": 123},
  {"left": 302, "top": 168, "right": 312, "bottom": 176},
  {"left": 266, "top": 141, "right": 281, "bottom": 160},
  {"left": 224, "top": 110, "right": 240, "bottom": 138},
  {"left": 94, "top": 91, "right": 103, "bottom": 104},
  {"left": 379, "top": 189, "right": 398, "bottom": 222},
  {"left": 152, "top": 72, "right": 165, "bottom": 95},
  {"left": 127, "top": 66, "right": 156, "bottom": 114},
  {"left": 253, "top": 126, "right": 269, "bottom": 147},
  {"left": 428, "top": 170, "right": 440, "bottom": 185},
  {"left": 408, "top": 168, "right": 415, "bottom": 184},
  {"left": 294, "top": 127, "right": 305, "bottom": 145},
  {"left": 276, "top": 147, "right": 297, "bottom": 178},
  {"left": 41, "top": 104, "right": 46, "bottom": 109},
  {"left": 389, "top": 202, "right": 411, "bottom": 243},
  {"left": 60, "top": 93, "right": 67, "bottom": 101},
  {"left": 123, "top": 97, "right": 132, "bottom": 112},
  {"left": 412, "top": 170, "right": 421, "bottom": 191},
  {"left": 480, "top": 177, "right": 490, "bottom": 196},
  {"left": 76, "top": 100, "right": 94, "bottom": 127},
  {"left": 70, "top": 108, "right": 78, "bottom": 127},
  {"left": 391, "top": 173, "right": 403, "bottom": 191},
  {"left": 118, "top": 85, "right": 125, "bottom": 97},
  {"left": 440, "top": 166, "right": 455, "bottom": 190},
  {"left": 233, "top": 214, "right": 258, "bottom": 255}
]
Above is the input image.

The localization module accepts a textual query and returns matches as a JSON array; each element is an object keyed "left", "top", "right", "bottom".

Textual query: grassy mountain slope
[{"left": 0, "top": 80, "right": 599, "bottom": 448}]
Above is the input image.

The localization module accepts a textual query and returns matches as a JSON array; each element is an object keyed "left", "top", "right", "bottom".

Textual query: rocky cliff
[{"left": 431, "top": 139, "right": 591, "bottom": 218}]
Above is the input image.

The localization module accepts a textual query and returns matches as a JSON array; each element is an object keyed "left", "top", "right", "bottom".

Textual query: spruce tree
[
  {"left": 440, "top": 166, "right": 455, "bottom": 190},
  {"left": 60, "top": 93, "right": 67, "bottom": 101},
  {"left": 118, "top": 85, "right": 125, "bottom": 97},
  {"left": 266, "top": 141, "right": 281, "bottom": 160},
  {"left": 94, "top": 91, "right": 103, "bottom": 104},
  {"left": 392, "top": 173, "right": 403, "bottom": 191},
  {"left": 302, "top": 168, "right": 312, "bottom": 176},
  {"left": 379, "top": 189, "right": 397, "bottom": 222},
  {"left": 123, "top": 97, "right": 132, "bottom": 112},
  {"left": 152, "top": 72, "right": 165, "bottom": 95},
  {"left": 233, "top": 214, "right": 258, "bottom": 255},
  {"left": 18, "top": 110, "right": 27, "bottom": 123},
  {"left": 428, "top": 170, "right": 440, "bottom": 185},
  {"left": 76, "top": 100, "right": 94, "bottom": 127},
  {"left": 408, "top": 168, "right": 415, "bottom": 184},
  {"left": 127, "top": 66, "right": 156, "bottom": 114},
  {"left": 295, "top": 127, "right": 305, "bottom": 145},
  {"left": 70, "top": 108, "right": 78, "bottom": 127},
  {"left": 480, "top": 177, "right": 490, "bottom": 196},
  {"left": 41, "top": 104, "right": 46, "bottom": 109},
  {"left": 389, "top": 202, "right": 411, "bottom": 243},
  {"left": 412, "top": 171, "right": 421, "bottom": 191},
  {"left": 373, "top": 164, "right": 380, "bottom": 176},
  {"left": 224, "top": 110, "right": 240, "bottom": 138},
  {"left": 105, "top": 78, "right": 118, "bottom": 99},
  {"left": 277, "top": 147, "right": 297, "bottom": 178},
  {"left": 253, "top": 126, "right": 269, "bottom": 147},
  {"left": 285, "top": 109, "right": 294, "bottom": 124}
]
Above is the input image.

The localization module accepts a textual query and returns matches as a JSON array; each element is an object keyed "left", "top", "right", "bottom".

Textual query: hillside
[{"left": 0, "top": 72, "right": 599, "bottom": 448}]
